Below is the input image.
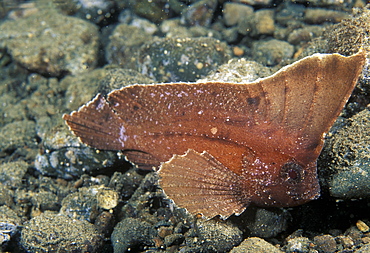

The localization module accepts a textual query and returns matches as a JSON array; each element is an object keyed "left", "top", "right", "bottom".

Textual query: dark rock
[
  {"left": 180, "top": 0, "right": 217, "bottom": 27},
  {"left": 0, "top": 205, "right": 22, "bottom": 249},
  {"left": 323, "top": 108, "right": 370, "bottom": 199},
  {"left": 313, "top": 234, "right": 337, "bottom": 253},
  {"left": 125, "top": 0, "right": 171, "bottom": 23},
  {"left": 138, "top": 37, "right": 231, "bottom": 82},
  {"left": 111, "top": 217, "right": 157, "bottom": 252},
  {"left": 243, "top": 207, "right": 291, "bottom": 238}
]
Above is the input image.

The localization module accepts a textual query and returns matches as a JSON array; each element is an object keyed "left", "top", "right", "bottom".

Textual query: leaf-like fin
[{"left": 158, "top": 149, "right": 250, "bottom": 219}]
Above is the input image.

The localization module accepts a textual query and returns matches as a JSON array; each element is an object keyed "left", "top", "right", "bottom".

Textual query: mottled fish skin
[{"left": 64, "top": 51, "right": 366, "bottom": 219}]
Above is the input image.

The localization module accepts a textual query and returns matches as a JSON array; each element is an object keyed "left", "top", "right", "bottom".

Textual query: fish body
[{"left": 64, "top": 51, "right": 366, "bottom": 219}]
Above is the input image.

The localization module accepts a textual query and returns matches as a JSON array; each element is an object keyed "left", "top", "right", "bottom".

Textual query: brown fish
[{"left": 63, "top": 51, "right": 366, "bottom": 219}]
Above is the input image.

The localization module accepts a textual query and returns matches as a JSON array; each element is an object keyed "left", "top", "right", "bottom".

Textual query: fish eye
[{"left": 280, "top": 162, "right": 303, "bottom": 184}]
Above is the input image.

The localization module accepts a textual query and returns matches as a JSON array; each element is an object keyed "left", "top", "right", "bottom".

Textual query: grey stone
[
  {"left": 0, "top": 7, "right": 99, "bottom": 76},
  {"left": 20, "top": 212, "right": 103, "bottom": 252}
]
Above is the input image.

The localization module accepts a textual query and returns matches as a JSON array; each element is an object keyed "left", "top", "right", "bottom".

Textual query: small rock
[
  {"left": 234, "top": 0, "right": 272, "bottom": 6},
  {"left": 127, "top": 0, "right": 170, "bottom": 23},
  {"left": 324, "top": 108, "right": 370, "bottom": 199},
  {"left": 31, "top": 190, "right": 60, "bottom": 212},
  {"left": 252, "top": 9, "right": 275, "bottom": 36},
  {"left": 105, "top": 24, "right": 152, "bottom": 69},
  {"left": 20, "top": 212, "right": 103, "bottom": 252},
  {"left": 63, "top": 68, "right": 107, "bottom": 111},
  {"left": 243, "top": 207, "right": 291, "bottom": 238},
  {"left": 304, "top": 8, "right": 350, "bottom": 24},
  {"left": 0, "top": 205, "right": 22, "bottom": 248},
  {"left": 313, "top": 234, "right": 337, "bottom": 253},
  {"left": 160, "top": 18, "right": 193, "bottom": 38},
  {"left": 336, "top": 235, "right": 354, "bottom": 249},
  {"left": 96, "top": 68, "right": 154, "bottom": 96},
  {"left": 223, "top": 3, "right": 254, "bottom": 27},
  {"left": 138, "top": 37, "right": 231, "bottom": 82},
  {"left": 96, "top": 188, "right": 119, "bottom": 210},
  {"left": 0, "top": 8, "right": 99, "bottom": 76},
  {"left": 0, "top": 161, "right": 28, "bottom": 188},
  {"left": 94, "top": 211, "right": 115, "bottom": 236},
  {"left": 230, "top": 237, "right": 283, "bottom": 253},
  {"left": 287, "top": 25, "right": 324, "bottom": 45},
  {"left": 0, "top": 120, "right": 37, "bottom": 151},
  {"left": 345, "top": 226, "right": 364, "bottom": 245},
  {"left": 108, "top": 170, "right": 145, "bottom": 201},
  {"left": 67, "top": 0, "right": 116, "bottom": 24},
  {"left": 60, "top": 186, "right": 115, "bottom": 222},
  {"left": 275, "top": 2, "right": 306, "bottom": 27},
  {"left": 199, "top": 58, "right": 272, "bottom": 83},
  {"left": 356, "top": 220, "right": 370, "bottom": 233},
  {"left": 284, "top": 236, "right": 312, "bottom": 253},
  {"left": 238, "top": 9, "right": 275, "bottom": 36},
  {"left": 354, "top": 244, "right": 370, "bottom": 253},
  {"left": 195, "top": 218, "right": 243, "bottom": 252},
  {"left": 0, "top": 184, "right": 14, "bottom": 207},
  {"left": 111, "top": 217, "right": 157, "bottom": 252},
  {"left": 163, "top": 233, "right": 185, "bottom": 247},
  {"left": 252, "top": 39, "right": 294, "bottom": 66},
  {"left": 35, "top": 140, "right": 118, "bottom": 180}
]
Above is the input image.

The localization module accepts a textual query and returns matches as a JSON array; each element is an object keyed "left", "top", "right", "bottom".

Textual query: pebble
[
  {"left": 252, "top": 39, "right": 294, "bottom": 66},
  {"left": 96, "top": 188, "right": 119, "bottom": 210},
  {"left": 252, "top": 9, "right": 275, "bottom": 36},
  {"left": 304, "top": 8, "right": 350, "bottom": 24},
  {"left": 223, "top": 2, "right": 254, "bottom": 27},
  {"left": 284, "top": 236, "right": 312, "bottom": 253},
  {"left": 287, "top": 25, "right": 324, "bottom": 45},
  {"left": 356, "top": 220, "right": 370, "bottom": 233}
]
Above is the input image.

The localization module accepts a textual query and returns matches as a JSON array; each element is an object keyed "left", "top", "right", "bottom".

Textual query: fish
[{"left": 63, "top": 50, "right": 366, "bottom": 219}]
